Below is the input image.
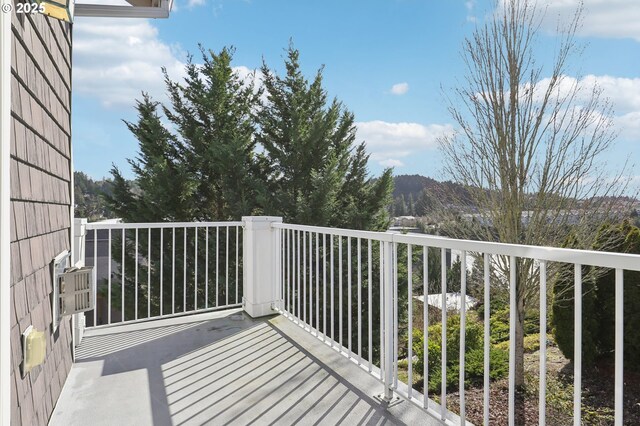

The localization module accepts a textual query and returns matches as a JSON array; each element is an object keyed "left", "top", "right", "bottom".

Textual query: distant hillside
[
  {"left": 392, "top": 174, "right": 439, "bottom": 199},
  {"left": 390, "top": 174, "right": 473, "bottom": 216}
]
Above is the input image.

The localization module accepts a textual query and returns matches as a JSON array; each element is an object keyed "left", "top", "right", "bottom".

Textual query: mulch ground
[{"left": 442, "top": 346, "right": 640, "bottom": 425}]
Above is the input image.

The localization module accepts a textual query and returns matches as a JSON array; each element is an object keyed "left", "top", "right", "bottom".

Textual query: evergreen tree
[
  {"left": 106, "top": 47, "right": 263, "bottom": 222},
  {"left": 257, "top": 45, "right": 393, "bottom": 230},
  {"left": 407, "top": 193, "right": 415, "bottom": 216},
  {"left": 393, "top": 195, "right": 407, "bottom": 217}
]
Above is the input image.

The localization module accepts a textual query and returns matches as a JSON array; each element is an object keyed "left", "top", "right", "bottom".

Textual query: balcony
[
  {"left": 50, "top": 217, "right": 640, "bottom": 425},
  {"left": 50, "top": 309, "right": 434, "bottom": 425}
]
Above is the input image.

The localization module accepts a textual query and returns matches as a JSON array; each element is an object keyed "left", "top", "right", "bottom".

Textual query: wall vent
[
  {"left": 52, "top": 251, "right": 95, "bottom": 331},
  {"left": 60, "top": 267, "right": 95, "bottom": 315}
]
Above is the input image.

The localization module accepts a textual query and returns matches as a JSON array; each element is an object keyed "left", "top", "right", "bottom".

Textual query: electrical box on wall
[
  {"left": 52, "top": 251, "right": 95, "bottom": 331},
  {"left": 22, "top": 326, "right": 46, "bottom": 376}
]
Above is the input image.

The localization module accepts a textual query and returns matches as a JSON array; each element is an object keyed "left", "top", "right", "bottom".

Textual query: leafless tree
[{"left": 436, "top": 0, "right": 634, "bottom": 414}]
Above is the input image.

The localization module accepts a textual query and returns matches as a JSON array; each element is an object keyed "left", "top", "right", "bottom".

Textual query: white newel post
[
  {"left": 73, "top": 218, "right": 87, "bottom": 266},
  {"left": 72, "top": 218, "right": 88, "bottom": 352},
  {"left": 242, "top": 216, "right": 282, "bottom": 318}
]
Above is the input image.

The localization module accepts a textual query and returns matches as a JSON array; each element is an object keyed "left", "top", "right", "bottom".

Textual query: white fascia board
[{"left": 74, "top": 0, "right": 171, "bottom": 18}]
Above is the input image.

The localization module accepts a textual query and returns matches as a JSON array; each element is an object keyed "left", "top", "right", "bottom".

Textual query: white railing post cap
[{"left": 242, "top": 216, "right": 283, "bottom": 224}]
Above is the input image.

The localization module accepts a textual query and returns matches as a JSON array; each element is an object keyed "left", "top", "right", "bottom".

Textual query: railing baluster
[
  {"left": 171, "top": 227, "right": 175, "bottom": 314},
  {"left": 194, "top": 227, "right": 198, "bottom": 310},
  {"left": 148, "top": 228, "right": 151, "bottom": 318},
  {"left": 407, "top": 244, "right": 413, "bottom": 400},
  {"left": 393, "top": 242, "right": 398, "bottom": 388},
  {"left": 423, "top": 246, "right": 429, "bottom": 407},
  {"left": 93, "top": 230, "right": 97, "bottom": 326},
  {"left": 316, "top": 232, "right": 320, "bottom": 334},
  {"left": 380, "top": 240, "right": 384, "bottom": 377},
  {"left": 348, "top": 236, "right": 352, "bottom": 357},
  {"left": 331, "top": 234, "right": 335, "bottom": 346},
  {"left": 292, "top": 229, "right": 296, "bottom": 317},
  {"left": 309, "top": 231, "right": 313, "bottom": 332},
  {"left": 108, "top": 229, "right": 112, "bottom": 325},
  {"left": 297, "top": 230, "right": 301, "bottom": 322},
  {"left": 440, "top": 247, "right": 447, "bottom": 421},
  {"left": 236, "top": 226, "right": 239, "bottom": 304},
  {"left": 287, "top": 229, "right": 291, "bottom": 315},
  {"left": 574, "top": 263, "right": 582, "bottom": 426},
  {"left": 509, "top": 255, "right": 517, "bottom": 425},
  {"left": 303, "top": 231, "right": 307, "bottom": 326},
  {"left": 459, "top": 250, "right": 467, "bottom": 422},
  {"left": 121, "top": 229, "right": 125, "bottom": 322},
  {"left": 615, "top": 268, "right": 624, "bottom": 426},
  {"left": 226, "top": 226, "right": 229, "bottom": 306},
  {"left": 216, "top": 226, "right": 219, "bottom": 307},
  {"left": 383, "top": 240, "right": 394, "bottom": 400},
  {"left": 484, "top": 253, "right": 491, "bottom": 425},
  {"left": 539, "top": 260, "right": 547, "bottom": 425},
  {"left": 229, "top": 226, "right": 231, "bottom": 306},
  {"left": 135, "top": 228, "right": 139, "bottom": 320},
  {"left": 160, "top": 228, "right": 163, "bottom": 317},
  {"left": 183, "top": 227, "right": 186, "bottom": 312},
  {"left": 368, "top": 239, "right": 373, "bottom": 372},
  {"left": 323, "top": 233, "right": 327, "bottom": 341},
  {"left": 357, "top": 237, "right": 362, "bottom": 364},
  {"left": 205, "top": 227, "right": 209, "bottom": 309},
  {"left": 339, "top": 236, "right": 343, "bottom": 350}
]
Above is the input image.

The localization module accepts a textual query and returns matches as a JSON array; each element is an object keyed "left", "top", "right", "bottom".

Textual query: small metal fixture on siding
[
  {"left": 22, "top": 326, "right": 46, "bottom": 376},
  {"left": 52, "top": 251, "right": 95, "bottom": 331}
]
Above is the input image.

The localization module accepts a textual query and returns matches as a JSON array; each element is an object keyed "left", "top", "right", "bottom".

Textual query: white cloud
[
  {"left": 379, "top": 159, "right": 405, "bottom": 168},
  {"left": 616, "top": 111, "right": 640, "bottom": 140},
  {"left": 465, "top": 0, "right": 477, "bottom": 22},
  {"left": 390, "top": 82, "right": 409, "bottom": 95},
  {"left": 500, "top": 0, "right": 640, "bottom": 42},
  {"left": 356, "top": 121, "right": 454, "bottom": 168},
  {"left": 187, "top": 0, "right": 206, "bottom": 7},
  {"left": 73, "top": 18, "right": 186, "bottom": 108},
  {"left": 530, "top": 75, "right": 640, "bottom": 139},
  {"left": 73, "top": 19, "right": 259, "bottom": 109}
]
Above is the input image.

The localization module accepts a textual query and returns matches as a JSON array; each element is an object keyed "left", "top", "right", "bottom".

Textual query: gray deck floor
[{"left": 50, "top": 309, "right": 440, "bottom": 426}]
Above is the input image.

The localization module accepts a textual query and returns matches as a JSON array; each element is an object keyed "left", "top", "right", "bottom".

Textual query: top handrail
[
  {"left": 272, "top": 222, "right": 394, "bottom": 242},
  {"left": 85, "top": 221, "right": 243, "bottom": 230},
  {"left": 274, "top": 222, "right": 640, "bottom": 272}
]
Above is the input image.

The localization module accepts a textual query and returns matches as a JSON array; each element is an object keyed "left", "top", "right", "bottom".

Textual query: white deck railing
[
  {"left": 78, "top": 217, "right": 640, "bottom": 425},
  {"left": 84, "top": 221, "right": 243, "bottom": 327},
  {"left": 271, "top": 222, "right": 640, "bottom": 426}
]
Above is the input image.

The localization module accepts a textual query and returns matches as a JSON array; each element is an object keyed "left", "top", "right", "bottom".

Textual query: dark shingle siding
[{"left": 9, "top": 9, "right": 73, "bottom": 426}]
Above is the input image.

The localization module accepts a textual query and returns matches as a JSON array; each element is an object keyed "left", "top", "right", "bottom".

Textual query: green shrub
[
  {"left": 524, "top": 310, "right": 540, "bottom": 335},
  {"left": 413, "top": 314, "right": 509, "bottom": 393},
  {"left": 490, "top": 306, "right": 540, "bottom": 344},
  {"left": 495, "top": 340, "right": 510, "bottom": 352},
  {"left": 490, "top": 307, "right": 510, "bottom": 344},
  {"left": 524, "top": 333, "right": 540, "bottom": 353}
]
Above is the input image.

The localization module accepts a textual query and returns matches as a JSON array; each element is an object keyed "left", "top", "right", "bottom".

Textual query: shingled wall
[{"left": 8, "top": 9, "right": 73, "bottom": 426}]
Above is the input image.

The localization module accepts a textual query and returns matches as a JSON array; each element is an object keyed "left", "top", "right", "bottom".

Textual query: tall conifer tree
[{"left": 257, "top": 45, "right": 393, "bottom": 230}]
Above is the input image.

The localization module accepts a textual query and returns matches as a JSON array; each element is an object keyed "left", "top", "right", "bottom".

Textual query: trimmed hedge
[{"left": 552, "top": 221, "right": 640, "bottom": 369}]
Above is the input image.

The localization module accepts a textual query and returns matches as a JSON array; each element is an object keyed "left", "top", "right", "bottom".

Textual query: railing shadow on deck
[{"left": 73, "top": 310, "right": 409, "bottom": 426}]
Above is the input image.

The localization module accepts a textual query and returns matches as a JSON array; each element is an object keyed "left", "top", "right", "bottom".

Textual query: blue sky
[{"left": 72, "top": 0, "right": 640, "bottom": 185}]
